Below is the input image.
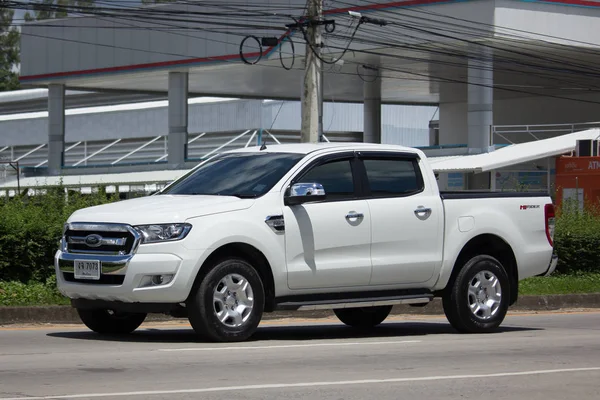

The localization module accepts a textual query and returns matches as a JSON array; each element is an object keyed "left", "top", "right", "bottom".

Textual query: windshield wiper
[
  {"left": 190, "top": 192, "right": 257, "bottom": 198},
  {"left": 172, "top": 192, "right": 257, "bottom": 198}
]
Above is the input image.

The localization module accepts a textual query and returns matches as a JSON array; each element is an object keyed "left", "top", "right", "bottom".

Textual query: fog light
[
  {"left": 151, "top": 274, "right": 174, "bottom": 286},
  {"left": 138, "top": 274, "right": 175, "bottom": 288}
]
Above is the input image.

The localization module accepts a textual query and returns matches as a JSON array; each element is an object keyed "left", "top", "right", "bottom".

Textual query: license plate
[{"left": 74, "top": 260, "right": 101, "bottom": 280}]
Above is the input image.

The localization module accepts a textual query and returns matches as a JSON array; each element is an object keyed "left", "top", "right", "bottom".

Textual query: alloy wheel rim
[
  {"left": 467, "top": 270, "right": 502, "bottom": 320},
  {"left": 213, "top": 273, "right": 254, "bottom": 328}
]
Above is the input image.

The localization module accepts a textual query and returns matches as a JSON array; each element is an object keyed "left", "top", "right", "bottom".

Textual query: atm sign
[{"left": 589, "top": 161, "right": 600, "bottom": 170}]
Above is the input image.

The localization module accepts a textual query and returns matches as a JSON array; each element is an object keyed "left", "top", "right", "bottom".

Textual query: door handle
[
  {"left": 345, "top": 212, "right": 364, "bottom": 220},
  {"left": 414, "top": 207, "right": 432, "bottom": 220}
]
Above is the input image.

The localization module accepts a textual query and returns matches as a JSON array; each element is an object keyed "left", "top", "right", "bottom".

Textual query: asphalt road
[{"left": 1, "top": 311, "right": 599, "bottom": 400}]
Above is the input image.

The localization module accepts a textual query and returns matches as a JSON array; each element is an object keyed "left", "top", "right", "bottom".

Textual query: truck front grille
[{"left": 63, "top": 223, "right": 139, "bottom": 256}]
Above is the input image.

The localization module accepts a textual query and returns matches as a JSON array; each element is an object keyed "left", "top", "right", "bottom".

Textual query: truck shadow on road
[{"left": 46, "top": 321, "right": 542, "bottom": 344}]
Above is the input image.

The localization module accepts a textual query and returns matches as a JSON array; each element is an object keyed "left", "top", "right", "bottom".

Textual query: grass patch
[
  {"left": 0, "top": 276, "right": 69, "bottom": 307},
  {"left": 519, "top": 272, "right": 600, "bottom": 296}
]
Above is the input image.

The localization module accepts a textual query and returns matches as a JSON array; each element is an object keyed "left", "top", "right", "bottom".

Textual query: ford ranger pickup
[{"left": 55, "top": 142, "right": 558, "bottom": 342}]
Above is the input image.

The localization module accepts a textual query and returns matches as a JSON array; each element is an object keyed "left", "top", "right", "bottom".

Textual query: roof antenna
[{"left": 260, "top": 139, "right": 267, "bottom": 151}]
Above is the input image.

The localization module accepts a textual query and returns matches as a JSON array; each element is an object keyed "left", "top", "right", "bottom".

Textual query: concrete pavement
[{"left": 0, "top": 312, "right": 599, "bottom": 399}]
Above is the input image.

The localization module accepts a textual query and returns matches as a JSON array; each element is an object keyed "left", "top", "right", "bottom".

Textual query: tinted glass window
[
  {"left": 299, "top": 159, "right": 355, "bottom": 200},
  {"left": 363, "top": 158, "right": 422, "bottom": 196},
  {"left": 161, "top": 152, "right": 304, "bottom": 198}
]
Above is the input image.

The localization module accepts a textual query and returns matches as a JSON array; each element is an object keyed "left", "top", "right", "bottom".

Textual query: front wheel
[
  {"left": 334, "top": 305, "right": 392, "bottom": 328},
  {"left": 76, "top": 309, "right": 147, "bottom": 334},
  {"left": 187, "top": 257, "right": 265, "bottom": 342},
  {"left": 443, "top": 254, "right": 510, "bottom": 333}
]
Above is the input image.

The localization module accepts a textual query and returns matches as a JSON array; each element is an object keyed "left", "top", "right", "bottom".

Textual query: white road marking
[
  {"left": 157, "top": 339, "right": 422, "bottom": 352},
  {"left": 2, "top": 367, "right": 599, "bottom": 400}
]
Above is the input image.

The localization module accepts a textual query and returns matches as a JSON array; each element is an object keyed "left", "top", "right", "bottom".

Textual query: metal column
[
  {"left": 363, "top": 69, "right": 382, "bottom": 144},
  {"left": 466, "top": 45, "right": 494, "bottom": 190},
  {"left": 467, "top": 45, "right": 493, "bottom": 153},
  {"left": 47, "top": 84, "right": 65, "bottom": 176},
  {"left": 168, "top": 71, "right": 189, "bottom": 169}
]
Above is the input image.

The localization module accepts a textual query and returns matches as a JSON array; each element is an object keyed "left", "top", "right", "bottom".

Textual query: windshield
[{"left": 160, "top": 152, "right": 304, "bottom": 198}]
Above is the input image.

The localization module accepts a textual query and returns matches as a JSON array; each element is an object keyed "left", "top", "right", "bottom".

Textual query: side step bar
[{"left": 275, "top": 293, "right": 434, "bottom": 311}]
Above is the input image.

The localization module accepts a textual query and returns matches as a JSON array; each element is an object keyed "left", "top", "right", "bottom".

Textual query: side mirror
[{"left": 285, "top": 182, "right": 326, "bottom": 206}]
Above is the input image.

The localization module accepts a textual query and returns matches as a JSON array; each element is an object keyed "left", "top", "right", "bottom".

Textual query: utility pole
[
  {"left": 300, "top": 0, "right": 323, "bottom": 143},
  {"left": 318, "top": 66, "right": 324, "bottom": 142}
]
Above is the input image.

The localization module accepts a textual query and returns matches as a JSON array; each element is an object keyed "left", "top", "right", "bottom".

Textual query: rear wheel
[
  {"left": 76, "top": 309, "right": 146, "bottom": 334},
  {"left": 334, "top": 305, "right": 392, "bottom": 328},
  {"left": 187, "top": 257, "right": 264, "bottom": 342},
  {"left": 443, "top": 254, "right": 510, "bottom": 333}
]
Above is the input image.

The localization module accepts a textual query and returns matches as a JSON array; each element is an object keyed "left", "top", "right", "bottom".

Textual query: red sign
[{"left": 557, "top": 157, "right": 600, "bottom": 175}]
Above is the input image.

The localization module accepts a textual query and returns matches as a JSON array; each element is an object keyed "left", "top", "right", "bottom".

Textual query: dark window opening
[
  {"left": 161, "top": 152, "right": 304, "bottom": 198},
  {"left": 299, "top": 159, "right": 356, "bottom": 201},
  {"left": 363, "top": 158, "right": 423, "bottom": 196}
]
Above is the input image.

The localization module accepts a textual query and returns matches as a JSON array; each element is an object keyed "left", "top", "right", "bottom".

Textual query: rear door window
[{"left": 362, "top": 158, "right": 423, "bottom": 197}]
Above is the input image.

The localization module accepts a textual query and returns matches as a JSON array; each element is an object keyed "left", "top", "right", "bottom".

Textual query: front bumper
[
  {"left": 55, "top": 248, "right": 204, "bottom": 304},
  {"left": 543, "top": 254, "right": 559, "bottom": 277}
]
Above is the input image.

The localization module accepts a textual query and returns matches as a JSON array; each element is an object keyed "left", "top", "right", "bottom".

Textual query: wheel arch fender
[
  {"left": 437, "top": 233, "right": 519, "bottom": 306},
  {"left": 187, "top": 239, "right": 278, "bottom": 312}
]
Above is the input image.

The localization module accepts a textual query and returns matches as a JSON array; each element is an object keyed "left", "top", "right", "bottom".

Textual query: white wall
[
  {"left": 495, "top": 0, "right": 600, "bottom": 48},
  {"left": 494, "top": 93, "right": 600, "bottom": 126},
  {"left": 0, "top": 99, "right": 435, "bottom": 148},
  {"left": 439, "top": 102, "right": 467, "bottom": 145},
  {"left": 0, "top": 99, "right": 262, "bottom": 147}
]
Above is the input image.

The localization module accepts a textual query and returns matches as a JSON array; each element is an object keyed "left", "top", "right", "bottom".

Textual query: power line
[
  {"left": 10, "top": 0, "right": 600, "bottom": 106},
  {"left": 320, "top": 11, "right": 600, "bottom": 90},
  {"left": 325, "top": 24, "right": 600, "bottom": 90},
  {"left": 328, "top": 13, "right": 600, "bottom": 80},
  {"left": 337, "top": 0, "right": 600, "bottom": 75},
  {"left": 351, "top": 0, "right": 600, "bottom": 50},
  {"left": 17, "top": 26, "right": 600, "bottom": 106},
  {"left": 324, "top": 0, "right": 600, "bottom": 84}
]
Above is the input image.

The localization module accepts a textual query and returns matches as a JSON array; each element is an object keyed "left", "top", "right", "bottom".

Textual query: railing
[
  {"left": 0, "top": 129, "right": 362, "bottom": 172},
  {"left": 491, "top": 121, "right": 600, "bottom": 145},
  {"left": 0, "top": 130, "right": 261, "bottom": 169}
]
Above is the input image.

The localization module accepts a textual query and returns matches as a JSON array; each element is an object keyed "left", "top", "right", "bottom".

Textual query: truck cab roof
[{"left": 224, "top": 142, "right": 421, "bottom": 156}]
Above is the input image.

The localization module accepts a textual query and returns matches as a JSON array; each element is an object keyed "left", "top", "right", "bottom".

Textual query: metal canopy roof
[
  {"left": 17, "top": 0, "right": 600, "bottom": 104},
  {"left": 428, "top": 129, "right": 600, "bottom": 173}
]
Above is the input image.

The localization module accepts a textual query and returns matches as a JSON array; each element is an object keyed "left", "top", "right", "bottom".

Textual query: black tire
[
  {"left": 76, "top": 309, "right": 146, "bottom": 334},
  {"left": 187, "top": 257, "right": 265, "bottom": 342},
  {"left": 443, "top": 254, "right": 510, "bottom": 334},
  {"left": 333, "top": 305, "right": 392, "bottom": 328}
]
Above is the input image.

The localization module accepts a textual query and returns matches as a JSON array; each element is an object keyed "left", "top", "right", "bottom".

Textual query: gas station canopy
[{"left": 18, "top": 0, "right": 600, "bottom": 104}]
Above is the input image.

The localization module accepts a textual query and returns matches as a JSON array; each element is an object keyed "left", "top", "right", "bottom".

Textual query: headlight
[{"left": 134, "top": 223, "right": 192, "bottom": 244}]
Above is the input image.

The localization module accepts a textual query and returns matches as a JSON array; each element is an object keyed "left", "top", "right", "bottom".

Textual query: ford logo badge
[{"left": 85, "top": 234, "right": 103, "bottom": 247}]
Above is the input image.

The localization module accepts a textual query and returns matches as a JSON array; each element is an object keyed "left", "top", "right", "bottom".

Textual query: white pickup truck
[{"left": 55, "top": 143, "right": 558, "bottom": 342}]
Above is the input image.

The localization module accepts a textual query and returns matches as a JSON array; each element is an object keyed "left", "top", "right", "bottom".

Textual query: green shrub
[
  {"left": 0, "top": 275, "right": 69, "bottom": 306},
  {"left": 0, "top": 186, "right": 121, "bottom": 282},
  {"left": 553, "top": 202, "right": 600, "bottom": 274}
]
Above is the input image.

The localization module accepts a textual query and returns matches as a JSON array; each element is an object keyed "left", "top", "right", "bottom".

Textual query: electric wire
[{"left": 8, "top": 0, "right": 600, "bottom": 105}]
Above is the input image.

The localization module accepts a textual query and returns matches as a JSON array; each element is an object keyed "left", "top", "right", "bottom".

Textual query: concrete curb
[{"left": 1, "top": 293, "right": 599, "bottom": 325}]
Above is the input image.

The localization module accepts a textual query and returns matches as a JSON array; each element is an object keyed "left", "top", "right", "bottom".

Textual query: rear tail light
[{"left": 545, "top": 203, "right": 556, "bottom": 246}]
